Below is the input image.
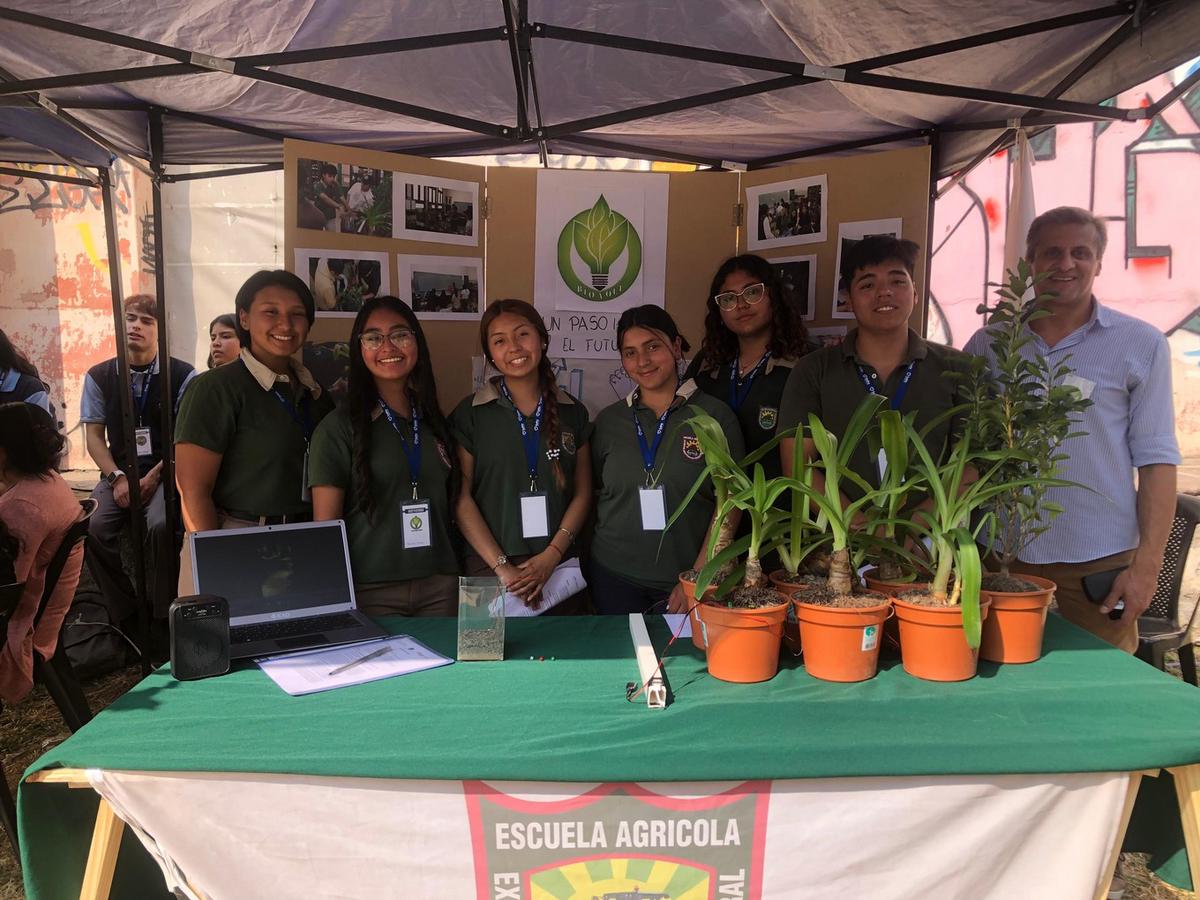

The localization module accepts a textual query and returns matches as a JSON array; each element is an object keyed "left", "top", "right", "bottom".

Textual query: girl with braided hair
[
  {"left": 451, "top": 300, "right": 592, "bottom": 612},
  {"left": 309, "top": 297, "right": 461, "bottom": 617}
]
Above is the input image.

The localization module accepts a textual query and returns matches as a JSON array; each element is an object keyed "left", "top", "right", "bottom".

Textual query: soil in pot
[
  {"left": 698, "top": 588, "right": 789, "bottom": 683},
  {"left": 794, "top": 589, "right": 891, "bottom": 683},
  {"left": 769, "top": 572, "right": 822, "bottom": 653},
  {"left": 979, "top": 574, "right": 1055, "bottom": 665},
  {"left": 892, "top": 591, "right": 991, "bottom": 682}
]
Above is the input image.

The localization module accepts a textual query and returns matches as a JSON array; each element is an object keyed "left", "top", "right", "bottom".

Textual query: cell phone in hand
[{"left": 1081, "top": 566, "right": 1128, "bottom": 621}]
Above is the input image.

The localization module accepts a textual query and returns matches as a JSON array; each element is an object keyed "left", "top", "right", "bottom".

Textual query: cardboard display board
[{"left": 284, "top": 140, "right": 931, "bottom": 413}]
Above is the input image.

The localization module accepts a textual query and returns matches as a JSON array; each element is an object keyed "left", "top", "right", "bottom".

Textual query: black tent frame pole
[
  {"left": 922, "top": 131, "right": 941, "bottom": 338},
  {"left": 99, "top": 165, "right": 152, "bottom": 672},
  {"left": 162, "top": 163, "right": 284, "bottom": 183},
  {"left": 148, "top": 110, "right": 175, "bottom": 653},
  {"left": 0, "top": 164, "right": 96, "bottom": 186}
]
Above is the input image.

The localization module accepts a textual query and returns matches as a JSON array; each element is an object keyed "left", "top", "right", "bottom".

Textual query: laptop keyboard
[{"left": 231, "top": 612, "right": 361, "bottom": 645}]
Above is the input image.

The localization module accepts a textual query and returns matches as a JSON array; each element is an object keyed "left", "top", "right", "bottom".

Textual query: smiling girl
[
  {"left": 451, "top": 300, "right": 591, "bottom": 612},
  {"left": 590, "top": 306, "right": 744, "bottom": 614},
  {"left": 308, "top": 297, "right": 461, "bottom": 617}
]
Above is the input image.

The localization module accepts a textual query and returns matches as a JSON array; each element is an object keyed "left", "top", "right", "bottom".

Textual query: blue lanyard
[
  {"left": 379, "top": 399, "right": 422, "bottom": 498},
  {"left": 856, "top": 359, "right": 918, "bottom": 410},
  {"left": 633, "top": 392, "right": 676, "bottom": 484},
  {"left": 131, "top": 363, "right": 153, "bottom": 425},
  {"left": 498, "top": 379, "right": 544, "bottom": 489},
  {"left": 728, "top": 350, "right": 771, "bottom": 410},
  {"left": 269, "top": 387, "right": 314, "bottom": 443}
]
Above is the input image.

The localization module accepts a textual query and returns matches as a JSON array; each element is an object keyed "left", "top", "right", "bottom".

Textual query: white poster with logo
[{"left": 535, "top": 170, "right": 669, "bottom": 357}]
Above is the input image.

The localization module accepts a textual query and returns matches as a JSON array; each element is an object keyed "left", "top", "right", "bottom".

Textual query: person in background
[
  {"left": 310, "top": 297, "right": 461, "bottom": 617},
  {"left": 452, "top": 300, "right": 592, "bottom": 613},
  {"left": 81, "top": 294, "right": 195, "bottom": 621},
  {"left": 176, "top": 271, "right": 333, "bottom": 547},
  {"left": 0, "top": 403, "right": 85, "bottom": 703},
  {"left": 590, "top": 306, "right": 744, "bottom": 614},
  {"left": 965, "top": 207, "right": 1180, "bottom": 652},
  {"left": 686, "top": 253, "right": 812, "bottom": 480},
  {"left": 0, "top": 329, "right": 52, "bottom": 416},
  {"left": 313, "top": 163, "right": 347, "bottom": 234},
  {"left": 207, "top": 314, "right": 240, "bottom": 368}
]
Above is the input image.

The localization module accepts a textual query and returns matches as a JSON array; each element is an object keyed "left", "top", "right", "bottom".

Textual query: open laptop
[{"left": 189, "top": 520, "right": 386, "bottom": 660}]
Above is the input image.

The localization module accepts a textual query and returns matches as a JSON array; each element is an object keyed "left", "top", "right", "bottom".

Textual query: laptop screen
[{"left": 190, "top": 521, "right": 357, "bottom": 624}]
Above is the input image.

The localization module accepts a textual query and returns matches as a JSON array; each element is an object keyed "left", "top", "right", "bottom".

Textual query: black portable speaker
[{"left": 169, "top": 594, "right": 231, "bottom": 680}]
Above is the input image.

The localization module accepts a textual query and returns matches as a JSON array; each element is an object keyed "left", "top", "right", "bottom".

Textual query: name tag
[
  {"left": 134, "top": 426, "right": 153, "bottom": 458},
  {"left": 401, "top": 500, "right": 432, "bottom": 549},
  {"left": 300, "top": 448, "right": 311, "bottom": 503},
  {"left": 520, "top": 492, "right": 549, "bottom": 539},
  {"left": 639, "top": 486, "right": 667, "bottom": 531}
]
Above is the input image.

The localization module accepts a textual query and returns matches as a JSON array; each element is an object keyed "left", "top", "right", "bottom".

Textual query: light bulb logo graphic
[{"left": 557, "top": 194, "right": 643, "bottom": 302}]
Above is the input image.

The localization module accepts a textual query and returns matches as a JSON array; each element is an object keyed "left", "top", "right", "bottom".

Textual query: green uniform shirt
[
  {"left": 308, "top": 406, "right": 459, "bottom": 585},
  {"left": 692, "top": 353, "right": 797, "bottom": 480},
  {"left": 450, "top": 378, "right": 592, "bottom": 557},
  {"left": 591, "top": 380, "right": 745, "bottom": 591},
  {"left": 175, "top": 350, "right": 333, "bottom": 518},
  {"left": 777, "top": 328, "right": 969, "bottom": 499}
]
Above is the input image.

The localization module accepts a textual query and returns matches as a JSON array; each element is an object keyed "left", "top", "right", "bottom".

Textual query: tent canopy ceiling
[{"left": 0, "top": 0, "right": 1197, "bottom": 177}]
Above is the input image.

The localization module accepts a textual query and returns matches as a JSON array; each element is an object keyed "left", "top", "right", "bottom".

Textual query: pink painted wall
[
  {"left": 930, "top": 66, "right": 1200, "bottom": 457},
  {"left": 0, "top": 162, "right": 152, "bottom": 468}
]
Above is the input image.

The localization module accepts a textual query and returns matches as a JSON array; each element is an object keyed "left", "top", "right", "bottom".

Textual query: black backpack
[{"left": 59, "top": 588, "right": 132, "bottom": 678}]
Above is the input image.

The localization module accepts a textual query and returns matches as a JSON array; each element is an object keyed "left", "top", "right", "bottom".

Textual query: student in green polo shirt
[
  {"left": 685, "top": 253, "right": 813, "bottom": 479},
  {"left": 176, "top": 270, "right": 334, "bottom": 537},
  {"left": 777, "top": 236, "right": 969, "bottom": 502},
  {"left": 591, "top": 306, "right": 745, "bottom": 615},
  {"left": 451, "top": 299, "right": 592, "bottom": 613},
  {"left": 309, "top": 296, "right": 461, "bottom": 617}
]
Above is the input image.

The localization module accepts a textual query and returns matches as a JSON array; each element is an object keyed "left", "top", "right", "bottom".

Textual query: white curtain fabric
[{"left": 88, "top": 769, "right": 1133, "bottom": 899}]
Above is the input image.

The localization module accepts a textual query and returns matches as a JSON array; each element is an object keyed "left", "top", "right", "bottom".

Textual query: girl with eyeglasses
[
  {"left": 685, "top": 254, "right": 812, "bottom": 478},
  {"left": 590, "top": 306, "right": 744, "bottom": 615},
  {"left": 451, "top": 300, "right": 592, "bottom": 613},
  {"left": 309, "top": 297, "right": 462, "bottom": 617}
]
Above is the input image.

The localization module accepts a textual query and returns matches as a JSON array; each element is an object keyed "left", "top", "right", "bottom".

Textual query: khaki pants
[
  {"left": 1009, "top": 550, "right": 1138, "bottom": 653},
  {"left": 355, "top": 574, "right": 459, "bottom": 618}
]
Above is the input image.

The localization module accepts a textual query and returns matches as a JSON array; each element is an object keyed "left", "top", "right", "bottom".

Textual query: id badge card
[
  {"left": 639, "top": 486, "right": 667, "bottom": 531},
  {"left": 300, "top": 448, "right": 311, "bottom": 503},
  {"left": 401, "top": 499, "right": 432, "bottom": 549},
  {"left": 134, "top": 426, "right": 153, "bottom": 458},
  {"left": 520, "top": 491, "right": 549, "bottom": 538}
]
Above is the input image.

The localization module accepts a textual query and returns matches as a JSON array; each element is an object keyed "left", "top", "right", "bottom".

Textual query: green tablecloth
[{"left": 20, "top": 616, "right": 1200, "bottom": 898}]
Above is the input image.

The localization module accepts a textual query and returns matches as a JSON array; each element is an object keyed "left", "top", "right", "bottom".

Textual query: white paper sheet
[
  {"left": 493, "top": 558, "right": 588, "bottom": 618},
  {"left": 255, "top": 635, "right": 452, "bottom": 696},
  {"left": 662, "top": 613, "right": 693, "bottom": 638}
]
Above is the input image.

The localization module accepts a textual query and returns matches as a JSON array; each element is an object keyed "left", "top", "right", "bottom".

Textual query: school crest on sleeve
[
  {"left": 681, "top": 435, "right": 703, "bottom": 461},
  {"left": 758, "top": 406, "right": 778, "bottom": 431},
  {"left": 560, "top": 430, "right": 577, "bottom": 455}
]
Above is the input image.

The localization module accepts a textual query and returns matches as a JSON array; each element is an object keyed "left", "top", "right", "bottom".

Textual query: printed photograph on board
[
  {"left": 394, "top": 174, "right": 479, "bottom": 246},
  {"left": 295, "top": 159, "right": 392, "bottom": 237},
  {"left": 294, "top": 249, "right": 390, "bottom": 317},
  {"left": 746, "top": 174, "right": 827, "bottom": 250},
  {"left": 832, "top": 218, "right": 903, "bottom": 318},
  {"left": 769, "top": 254, "right": 817, "bottom": 321},
  {"left": 399, "top": 254, "right": 483, "bottom": 320}
]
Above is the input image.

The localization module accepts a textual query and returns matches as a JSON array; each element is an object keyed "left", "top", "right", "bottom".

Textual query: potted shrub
[{"left": 965, "top": 262, "right": 1092, "bottom": 664}]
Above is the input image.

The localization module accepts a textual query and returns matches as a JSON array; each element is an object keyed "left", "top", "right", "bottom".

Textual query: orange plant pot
[
  {"left": 678, "top": 573, "right": 714, "bottom": 650},
  {"left": 893, "top": 597, "right": 992, "bottom": 682},
  {"left": 794, "top": 599, "right": 891, "bottom": 682},
  {"left": 768, "top": 570, "right": 810, "bottom": 652},
  {"left": 978, "top": 575, "right": 1055, "bottom": 664},
  {"left": 697, "top": 599, "right": 789, "bottom": 683},
  {"left": 862, "top": 567, "right": 930, "bottom": 596}
]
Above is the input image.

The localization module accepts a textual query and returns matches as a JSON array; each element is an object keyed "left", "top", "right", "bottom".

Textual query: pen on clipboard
[{"left": 327, "top": 645, "right": 391, "bottom": 676}]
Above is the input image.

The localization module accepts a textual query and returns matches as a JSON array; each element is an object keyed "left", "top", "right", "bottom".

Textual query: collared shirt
[
  {"left": 776, "top": 328, "right": 970, "bottom": 499},
  {"left": 591, "top": 379, "right": 744, "bottom": 591},
  {"left": 80, "top": 355, "right": 196, "bottom": 424},
  {"left": 175, "top": 349, "right": 332, "bottom": 517},
  {"left": 450, "top": 376, "right": 592, "bottom": 557},
  {"left": 964, "top": 300, "right": 1180, "bottom": 564},
  {"left": 0, "top": 368, "right": 50, "bottom": 414}
]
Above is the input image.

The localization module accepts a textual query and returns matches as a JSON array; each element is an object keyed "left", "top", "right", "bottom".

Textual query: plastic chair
[
  {"left": 1136, "top": 494, "right": 1200, "bottom": 686},
  {"left": 31, "top": 499, "right": 97, "bottom": 732}
]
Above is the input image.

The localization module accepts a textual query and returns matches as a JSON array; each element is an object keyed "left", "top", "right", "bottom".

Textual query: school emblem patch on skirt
[{"left": 757, "top": 406, "right": 778, "bottom": 431}]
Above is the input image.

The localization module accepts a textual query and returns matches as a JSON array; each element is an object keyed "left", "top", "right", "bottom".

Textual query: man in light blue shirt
[{"left": 965, "top": 207, "right": 1180, "bottom": 652}]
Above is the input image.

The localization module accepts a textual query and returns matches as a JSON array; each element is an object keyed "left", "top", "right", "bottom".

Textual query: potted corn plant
[{"left": 965, "top": 261, "right": 1092, "bottom": 663}]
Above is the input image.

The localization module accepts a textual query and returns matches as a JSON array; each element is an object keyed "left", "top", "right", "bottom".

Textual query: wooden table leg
[
  {"left": 1169, "top": 764, "right": 1200, "bottom": 892},
  {"left": 1094, "top": 772, "right": 1145, "bottom": 900},
  {"left": 78, "top": 795, "right": 124, "bottom": 900}
]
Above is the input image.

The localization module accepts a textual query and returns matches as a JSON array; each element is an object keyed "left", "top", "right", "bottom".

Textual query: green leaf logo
[{"left": 557, "top": 194, "right": 642, "bottom": 302}]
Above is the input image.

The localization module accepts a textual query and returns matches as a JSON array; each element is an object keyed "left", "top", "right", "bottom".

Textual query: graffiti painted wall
[
  {"left": 931, "top": 62, "right": 1200, "bottom": 458},
  {"left": 0, "top": 161, "right": 152, "bottom": 468}
]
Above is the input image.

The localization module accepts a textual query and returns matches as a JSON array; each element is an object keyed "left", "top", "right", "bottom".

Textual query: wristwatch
[
  {"left": 492, "top": 554, "right": 509, "bottom": 571},
  {"left": 105, "top": 469, "right": 126, "bottom": 485}
]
